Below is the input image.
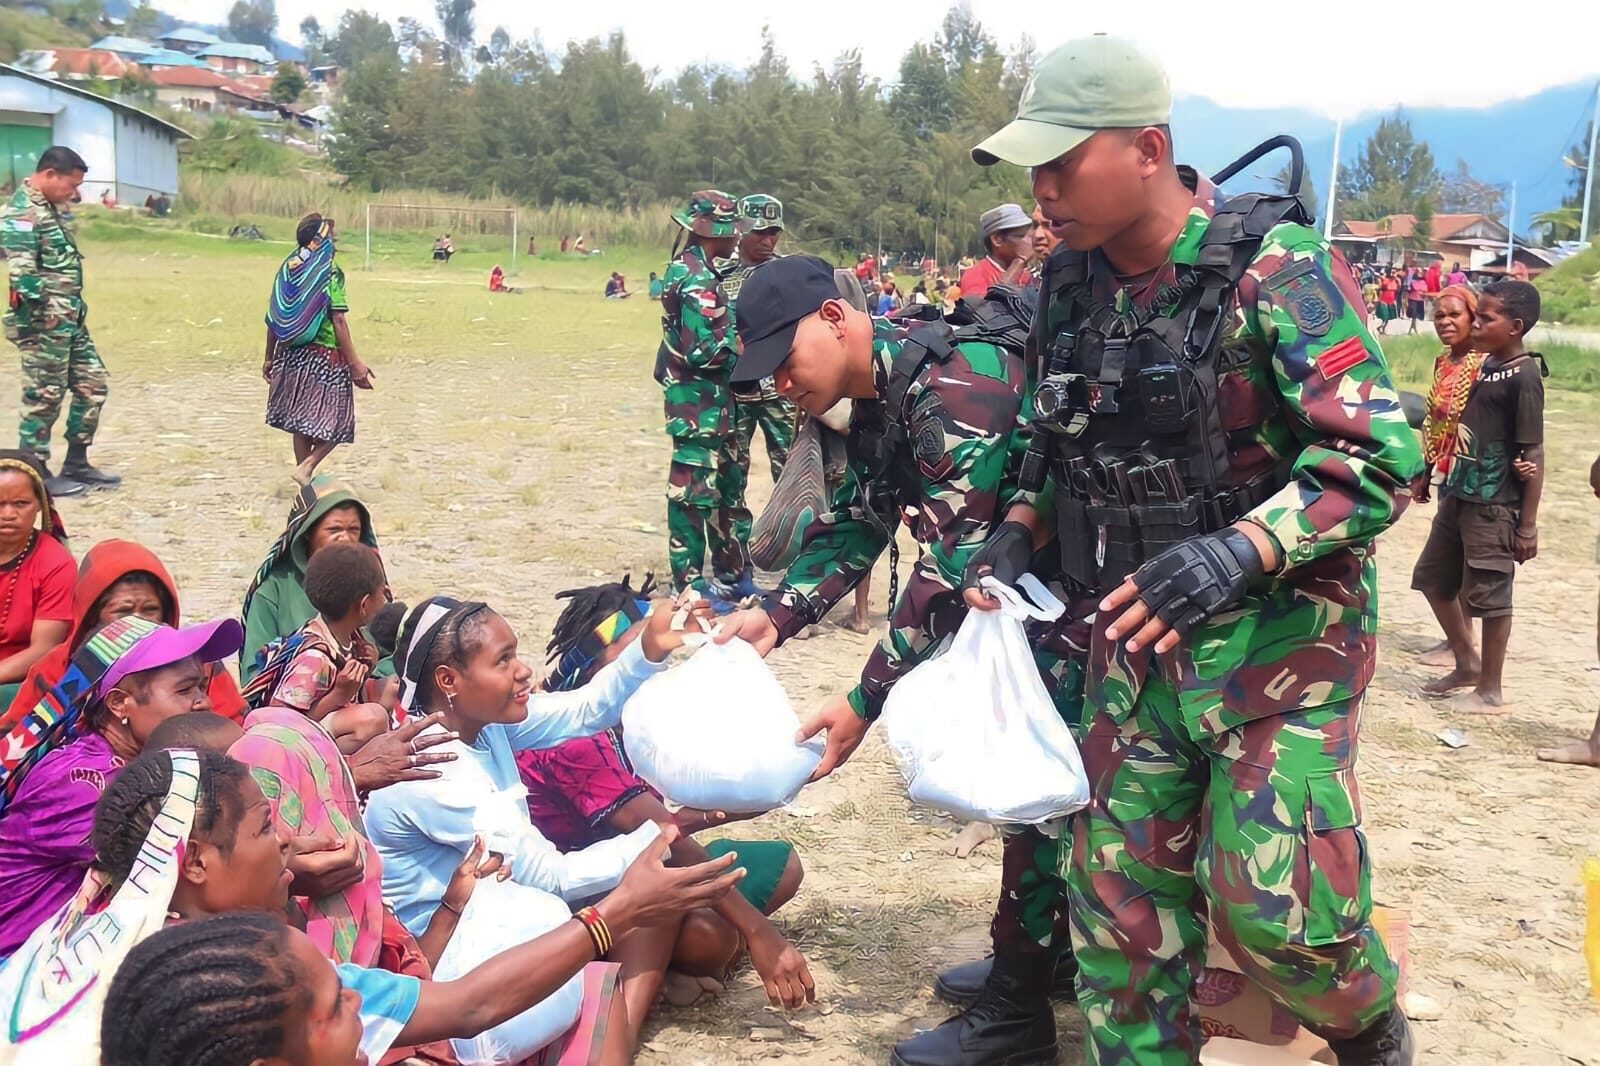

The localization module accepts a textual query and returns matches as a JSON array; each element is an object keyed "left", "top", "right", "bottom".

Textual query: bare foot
[
  {"left": 1536, "top": 737, "right": 1600, "bottom": 767},
  {"left": 1449, "top": 691, "right": 1508, "bottom": 715},
  {"left": 1422, "top": 667, "right": 1479, "bottom": 697},
  {"left": 291, "top": 460, "right": 316, "bottom": 487},
  {"left": 1418, "top": 641, "right": 1469, "bottom": 668},
  {"left": 847, "top": 613, "right": 871, "bottom": 635}
]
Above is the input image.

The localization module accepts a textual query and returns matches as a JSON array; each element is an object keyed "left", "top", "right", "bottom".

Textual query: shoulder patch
[
  {"left": 1316, "top": 335, "right": 1368, "bottom": 379},
  {"left": 1268, "top": 259, "right": 1340, "bottom": 338}
]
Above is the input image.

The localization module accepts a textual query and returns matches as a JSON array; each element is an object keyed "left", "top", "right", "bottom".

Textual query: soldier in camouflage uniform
[
  {"left": 659, "top": 190, "right": 750, "bottom": 595},
  {"left": 725, "top": 194, "right": 798, "bottom": 497},
  {"left": 1, "top": 146, "right": 119, "bottom": 495},
  {"left": 723, "top": 255, "right": 1075, "bottom": 1066},
  {"left": 966, "top": 37, "right": 1423, "bottom": 1065}
]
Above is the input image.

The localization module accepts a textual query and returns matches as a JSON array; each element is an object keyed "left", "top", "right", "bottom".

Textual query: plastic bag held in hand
[
  {"left": 622, "top": 639, "right": 823, "bottom": 813},
  {"left": 881, "top": 576, "right": 1089, "bottom": 825}
]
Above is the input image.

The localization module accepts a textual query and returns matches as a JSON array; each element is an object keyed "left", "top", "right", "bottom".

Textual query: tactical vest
[
  {"left": 1031, "top": 187, "right": 1309, "bottom": 594},
  {"left": 853, "top": 285, "right": 1035, "bottom": 518}
]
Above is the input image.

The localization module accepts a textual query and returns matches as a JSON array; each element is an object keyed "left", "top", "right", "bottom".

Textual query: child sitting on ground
[
  {"left": 251, "top": 541, "right": 394, "bottom": 752},
  {"left": 1412, "top": 279, "right": 1545, "bottom": 713}
]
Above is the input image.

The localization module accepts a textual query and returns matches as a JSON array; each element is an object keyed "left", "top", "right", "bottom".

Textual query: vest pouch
[
  {"left": 1054, "top": 494, "right": 1098, "bottom": 590},
  {"left": 1086, "top": 502, "right": 1142, "bottom": 589},
  {"left": 1132, "top": 494, "right": 1203, "bottom": 558}
]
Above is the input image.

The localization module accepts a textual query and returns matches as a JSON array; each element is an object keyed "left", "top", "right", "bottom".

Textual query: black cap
[{"left": 731, "top": 255, "right": 840, "bottom": 384}]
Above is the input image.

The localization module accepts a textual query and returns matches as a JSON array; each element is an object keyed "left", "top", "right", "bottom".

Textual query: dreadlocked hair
[
  {"left": 100, "top": 913, "right": 309, "bottom": 1066},
  {"left": 90, "top": 748, "right": 252, "bottom": 889},
  {"left": 398, "top": 599, "right": 496, "bottom": 709},
  {"left": 546, "top": 572, "right": 657, "bottom": 664}
]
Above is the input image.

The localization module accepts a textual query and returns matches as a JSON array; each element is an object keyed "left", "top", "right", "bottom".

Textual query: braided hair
[
  {"left": 396, "top": 597, "right": 495, "bottom": 711},
  {"left": 546, "top": 572, "right": 656, "bottom": 663},
  {"left": 100, "top": 913, "right": 309, "bottom": 1066},
  {"left": 90, "top": 748, "right": 251, "bottom": 889}
]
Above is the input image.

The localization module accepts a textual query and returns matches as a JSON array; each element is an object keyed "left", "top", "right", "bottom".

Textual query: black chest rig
[{"left": 1026, "top": 147, "right": 1313, "bottom": 594}]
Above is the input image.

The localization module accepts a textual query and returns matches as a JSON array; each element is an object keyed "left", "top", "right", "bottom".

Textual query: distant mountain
[{"left": 1177, "top": 81, "right": 1598, "bottom": 235}]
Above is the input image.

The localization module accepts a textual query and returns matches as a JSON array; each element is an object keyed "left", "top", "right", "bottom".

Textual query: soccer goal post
[{"left": 362, "top": 202, "right": 521, "bottom": 272}]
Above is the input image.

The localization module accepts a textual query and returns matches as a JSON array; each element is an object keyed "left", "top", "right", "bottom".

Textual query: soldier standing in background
[
  {"left": 659, "top": 190, "right": 750, "bottom": 597},
  {"left": 2, "top": 146, "right": 120, "bottom": 495},
  {"left": 723, "top": 193, "right": 797, "bottom": 596},
  {"left": 966, "top": 35, "right": 1422, "bottom": 1066}
]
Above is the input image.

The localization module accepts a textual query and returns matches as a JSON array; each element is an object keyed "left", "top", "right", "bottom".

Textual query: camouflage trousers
[
  {"left": 12, "top": 323, "right": 107, "bottom": 457},
  {"left": 667, "top": 434, "right": 746, "bottom": 593},
  {"left": 730, "top": 397, "right": 795, "bottom": 549},
  {"left": 1068, "top": 676, "right": 1398, "bottom": 1064}
]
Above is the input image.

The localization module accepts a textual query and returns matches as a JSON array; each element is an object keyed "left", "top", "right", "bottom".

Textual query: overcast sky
[{"left": 158, "top": 0, "right": 1599, "bottom": 117}]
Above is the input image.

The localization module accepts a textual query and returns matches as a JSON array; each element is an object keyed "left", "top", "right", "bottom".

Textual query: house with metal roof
[
  {"left": 0, "top": 64, "right": 190, "bottom": 202},
  {"left": 159, "top": 27, "right": 224, "bottom": 55},
  {"left": 137, "top": 49, "right": 214, "bottom": 70},
  {"left": 196, "top": 42, "right": 277, "bottom": 75},
  {"left": 90, "top": 36, "right": 160, "bottom": 61}
]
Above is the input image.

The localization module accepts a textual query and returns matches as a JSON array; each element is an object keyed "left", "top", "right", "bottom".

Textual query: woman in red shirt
[
  {"left": 1375, "top": 271, "right": 1401, "bottom": 335},
  {"left": 0, "top": 452, "right": 73, "bottom": 708}
]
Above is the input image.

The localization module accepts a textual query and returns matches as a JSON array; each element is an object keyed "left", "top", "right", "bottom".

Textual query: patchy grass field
[{"left": 22, "top": 232, "right": 1600, "bottom": 1064}]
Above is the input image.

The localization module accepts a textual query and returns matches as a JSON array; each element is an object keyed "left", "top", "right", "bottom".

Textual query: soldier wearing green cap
[
  {"left": 723, "top": 194, "right": 798, "bottom": 572},
  {"left": 963, "top": 33, "right": 1420, "bottom": 1066},
  {"left": 659, "top": 189, "right": 751, "bottom": 595}
]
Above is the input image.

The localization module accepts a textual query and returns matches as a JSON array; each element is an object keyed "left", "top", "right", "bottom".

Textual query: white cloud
[{"left": 160, "top": 0, "right": 1599, "bottom": 116}]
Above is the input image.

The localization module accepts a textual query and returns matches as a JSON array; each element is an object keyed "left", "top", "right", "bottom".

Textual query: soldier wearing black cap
[{"left": 728, "top": 255, "right": 1075, "bottom": 1066}]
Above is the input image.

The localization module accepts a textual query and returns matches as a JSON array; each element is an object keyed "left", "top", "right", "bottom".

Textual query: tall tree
[
  {"left": 1437, "top": 159, "right": 1505, "bottom": 215},
  {"left": 126, "top": 0, "right": 159, "bottom": 37},
  {"left": 487, "top": 25, "right": 511, "bottom": 65},
  {"left": 1337, "top": 110, "right": 1439, "bottom": 221},
  {"left": 327, "top": 10, "right": 397, "bottom": 69},
  {"left": 271, "top": 65, "right": 305, "bottom": 104},
  {"left": 227, "top": 0, "right": 278, "bottom": 47},
  {"left": 435, "top": 0, "right": 476, "bottom": 68}
]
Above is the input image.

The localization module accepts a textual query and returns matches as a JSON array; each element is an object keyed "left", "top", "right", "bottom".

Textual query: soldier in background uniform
[
  {"left": 722, "top": 256, "right": 1072, "bottom": 1066},
  {"left": 1, "top": 146, "right": 119, "bottom": 495},
  {"left": 966, "top": 36, "right": 1423, "bottom": 1065},
  {"left": 724, "top": 194, "right": 798, "bottom": 572},
  {"left": 659, "top": 190, "right": 750, "bottom": 596}
]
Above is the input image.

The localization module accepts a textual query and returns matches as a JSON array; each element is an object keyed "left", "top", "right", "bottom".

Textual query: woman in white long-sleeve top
[{"left": 365, "top": 594, "right": 764, "bottom": 1061}]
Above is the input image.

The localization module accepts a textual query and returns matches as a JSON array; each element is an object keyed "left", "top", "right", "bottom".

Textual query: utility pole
[
  {"left": 1581, "top": 81, "right": 1600, "bottom": 246},
  {"left": 1324, "top": 117, "right": 1343, "bottom": 240},
  {"left": 1505, "top": 181, "right": 1517, "bottom": 272}
]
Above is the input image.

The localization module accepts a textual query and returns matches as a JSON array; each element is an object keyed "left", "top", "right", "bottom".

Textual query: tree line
[{"left": 315, "top": 3, "right": 1034, "bottom": 257}]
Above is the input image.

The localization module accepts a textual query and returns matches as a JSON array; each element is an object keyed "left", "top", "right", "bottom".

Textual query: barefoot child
[
  {"left": 248, "top": 541, "right": 395, "bottom": 751},
  {"left": 1538, "top": 450, "right": 1600, "bottom": 767},
  {"left": 1412, "top": 280, "right": 1545, "bottom": 712}
]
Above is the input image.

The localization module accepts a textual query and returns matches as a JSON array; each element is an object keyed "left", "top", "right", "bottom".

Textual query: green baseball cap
[
  {"left": 972, "top": 34, "right": 1171, "bottom": 168},
  {"left": 739, "top": 194, "right": 785, "bottom": 232},
  {"left": 672, "top": 189, "right": 750, "bottom": 238}
]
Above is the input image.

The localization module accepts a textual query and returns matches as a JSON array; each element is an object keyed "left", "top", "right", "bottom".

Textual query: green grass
[
  {"left": 1535, "top": 242, "right": 1600, "bottom": 326},
  {"left": 1378, "top": 335, "right": 1600, "bottom": 392}
]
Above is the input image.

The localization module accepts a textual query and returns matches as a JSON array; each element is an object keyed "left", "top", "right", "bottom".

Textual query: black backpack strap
[
  {"left": 1182, "top": 192, "right": 1310, "bottom": 362},
  {"left": 887, "top": 321, "right": 956, "bottom": 421},
  {"left": 951, "top": 284, "right": 1034, "bottom": 353}
]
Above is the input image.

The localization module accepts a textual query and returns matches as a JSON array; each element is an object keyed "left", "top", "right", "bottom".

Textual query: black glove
[
  {"left": 962, "top": 521, "right": 1034, "bottom": 592},
  {"left": 1128, "top": 528, "right": 1264, "bottom": 639}
]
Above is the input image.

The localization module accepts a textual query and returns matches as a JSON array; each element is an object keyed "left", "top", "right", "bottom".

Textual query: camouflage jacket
[
  {"left": 722, "top": 258, "right": 783, "bottom": 403},
  {"left": 766, "top": 317, "right": 1033, "bottom": 718},
  {"left": 1034, "top": 172, "right": 1423, "bottom": 737},
  {"left": 660, "top": 243, "right": 736, "bottom": 439},
  {"left": 2, "top": 183, "right": 85, "bottom": 332}
]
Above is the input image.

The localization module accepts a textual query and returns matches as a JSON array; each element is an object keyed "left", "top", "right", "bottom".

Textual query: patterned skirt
[{"left": 266, "top": 342, "right": 356, "bottom": 444}]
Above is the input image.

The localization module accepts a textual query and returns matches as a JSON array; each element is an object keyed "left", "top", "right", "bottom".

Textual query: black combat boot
[
  {"left": 1324, "top": 1007, "right": 1415, "bottom": 1066},
  {"left": 891, "top": 950, "right": 1058, "bottom": 1066},
  {"left": 59, "top": 442, "right": 121, "bottom": 489},
  {"left": 934, "top": 951, "right": 1078, "bottom": 1008},
  {"left": 29, "top": 450, "right": 85, "bottom": 497}
]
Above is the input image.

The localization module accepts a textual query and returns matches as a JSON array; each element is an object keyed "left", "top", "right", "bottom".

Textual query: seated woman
[
  {"left": 3, "top": 539, "right": 245, "bottom": 736},
  {"left": 523, "top": 576, "right": 812, "bottom": 1008},
  {"left": 0, "top": 452, "right": 75, "bottom": 709},
  {"left": 242, "top": 476, "right": 380, "bottom": 683},
  {"left": 0, "top": 615, "right": 241, "bottom": 957},
  {"left": 366, "top": 595, "right": 774, "bottom": 1058},
  {"left": 2, "top": 748, "right": 741, "bottom": 1065}
]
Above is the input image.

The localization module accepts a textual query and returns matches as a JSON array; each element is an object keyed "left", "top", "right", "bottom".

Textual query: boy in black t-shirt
[{"left": 1412, "top": 280, "right": 1545, "bottom": 712}]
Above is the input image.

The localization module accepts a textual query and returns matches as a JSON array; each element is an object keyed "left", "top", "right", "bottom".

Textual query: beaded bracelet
[{"left": 576, "top": 906, "right": 612, "bottom": 958}]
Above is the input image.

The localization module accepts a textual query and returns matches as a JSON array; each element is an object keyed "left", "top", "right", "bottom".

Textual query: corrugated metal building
[{"left": 0, "top": 65, "right": 190, "bottom": 202}]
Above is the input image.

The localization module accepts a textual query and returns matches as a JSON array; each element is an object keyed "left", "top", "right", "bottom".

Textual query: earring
[
  {"left": 445, "top": 692, "right": 455, "bottom": 712},
  {"left": 121, "top": 717, "right": 130, "bottom": 728}
]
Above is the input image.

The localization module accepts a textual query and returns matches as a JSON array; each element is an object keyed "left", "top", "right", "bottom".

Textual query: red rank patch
[{"left": 1316, "top": 336, "right": 1368, "bottom": 380}]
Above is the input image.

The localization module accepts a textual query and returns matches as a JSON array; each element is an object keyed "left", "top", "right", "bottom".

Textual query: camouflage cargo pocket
[{"left": 1295, "top": 767, "right": 1372, "bottom": 949}]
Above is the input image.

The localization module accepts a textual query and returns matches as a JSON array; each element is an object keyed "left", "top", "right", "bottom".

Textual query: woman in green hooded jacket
[{"left": 241, "top": 476, "right": 380, "bottom": 684}]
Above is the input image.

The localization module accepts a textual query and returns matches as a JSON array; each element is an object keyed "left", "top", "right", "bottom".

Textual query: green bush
[{"left": 1535, "top": 243, "right": 1600, "bottom": 325}]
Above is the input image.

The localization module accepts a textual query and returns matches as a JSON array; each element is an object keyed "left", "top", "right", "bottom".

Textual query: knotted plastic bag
[
  {"left": 881, "top": 576, "right": 1089, "bottom": 826},
  {"left": 622, "top": 638, "right": 823, "bottom": 813}
]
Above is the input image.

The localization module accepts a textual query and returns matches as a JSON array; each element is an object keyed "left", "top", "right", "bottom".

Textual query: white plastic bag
[
  {"left": 434, "top": 876, "right": 584, "bottom": 1065},
  {"left": 622, "top": 638, "right": 823, "bottom": 812},
  {"left": 881, "top": 576, "right": 1089, "bottom": 825}
]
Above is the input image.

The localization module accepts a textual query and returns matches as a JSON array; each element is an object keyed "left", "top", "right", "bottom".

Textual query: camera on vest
[{"left": 1032, "top": 372, "right": 1090, "bottom": 437}]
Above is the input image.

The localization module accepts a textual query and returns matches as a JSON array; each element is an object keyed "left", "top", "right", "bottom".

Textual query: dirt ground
[{"left": 25, "top": 238, "right": 1600, "bottom": 1064}]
